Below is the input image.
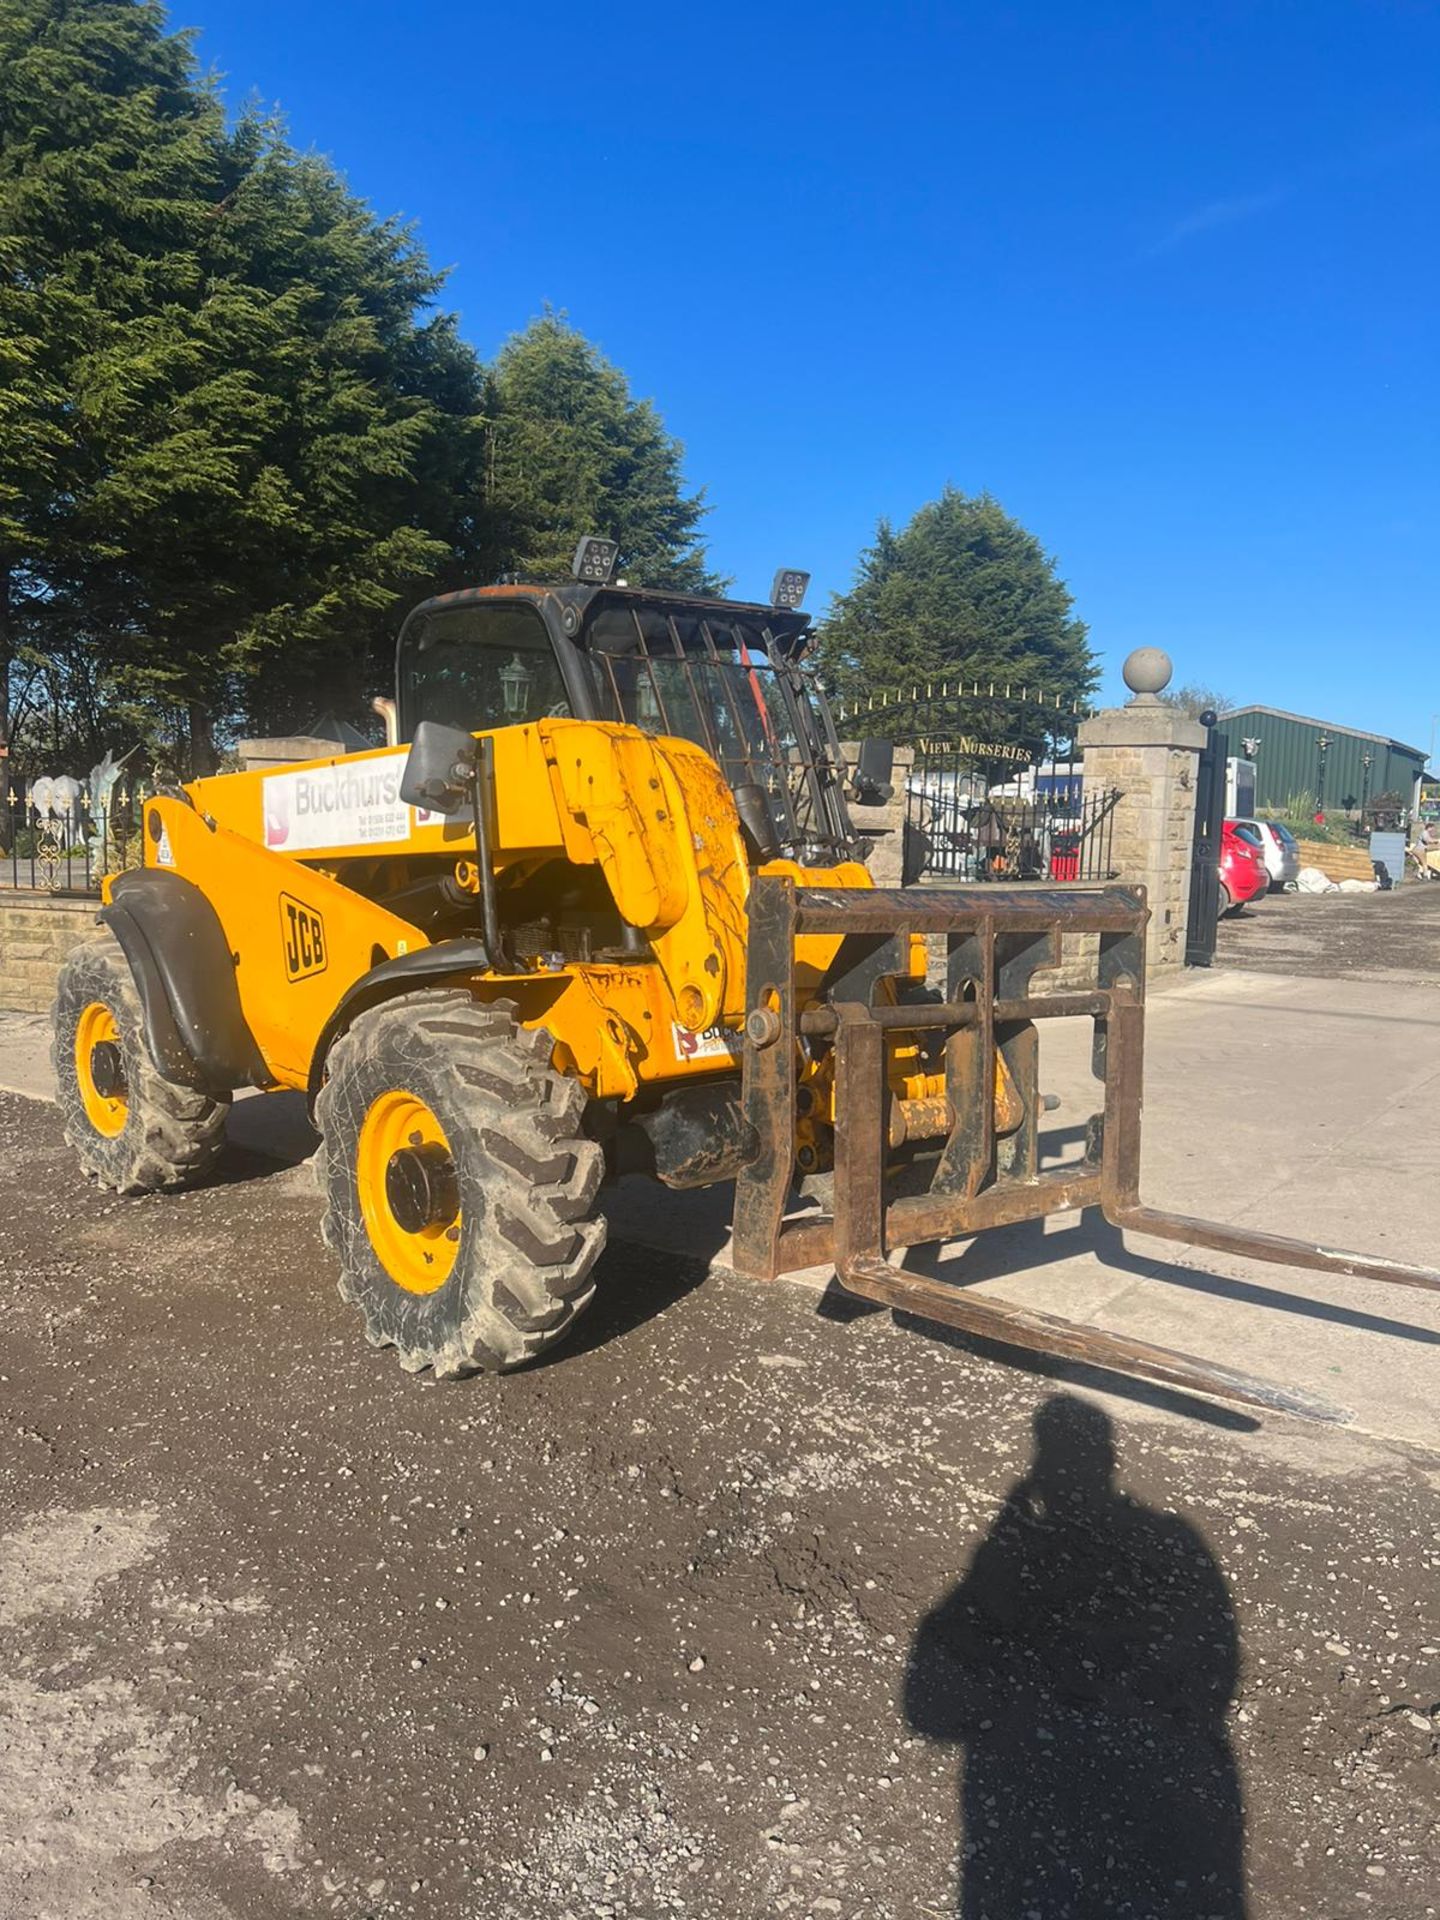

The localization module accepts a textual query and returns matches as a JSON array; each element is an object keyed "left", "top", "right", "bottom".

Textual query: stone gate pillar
[
  {"left": 842, "top": 742, "right": 914, "bottom": 886},
  {"left": 1078, "top": 650, "right": 1205, "bottom": 976}
]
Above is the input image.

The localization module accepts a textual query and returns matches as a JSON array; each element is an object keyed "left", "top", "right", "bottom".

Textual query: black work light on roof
[
  {"left": 770, "top": 568, "right": 810, "bottom": 609},
  {"left": 572, "top": 535, "right": 619, "bottom": 584}
]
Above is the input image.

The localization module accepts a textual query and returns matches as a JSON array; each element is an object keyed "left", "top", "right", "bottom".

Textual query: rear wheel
[
  {"left": 316, "top": 992, "right": 605, "bottom": 1375},
  {"left": 1218, "top": 883, "right": 1235, "bottom": 917},
  {"left": 51, "top": 932, "right": 230, "bottom": 1192}
]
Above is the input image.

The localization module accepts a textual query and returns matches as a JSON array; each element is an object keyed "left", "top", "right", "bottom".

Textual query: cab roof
[{"left": 404, "top": 580, "right": 814, "bottom": 659}]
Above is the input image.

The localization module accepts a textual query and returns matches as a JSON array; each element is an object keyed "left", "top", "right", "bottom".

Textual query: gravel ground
[
  {"left": 1215, "top": 876, "right": 1440, "bottom": 983},
  {"left": 1, "top": 1091, "right": 1437, "bottom": 1919}
]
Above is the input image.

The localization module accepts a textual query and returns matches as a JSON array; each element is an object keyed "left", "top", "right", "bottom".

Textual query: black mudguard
[
  {"left": 306, "top": 939, "right": 493, "bottom": 1103},
  {"left": 100, "top": 869, "right": 271, "bottom": 1094}
]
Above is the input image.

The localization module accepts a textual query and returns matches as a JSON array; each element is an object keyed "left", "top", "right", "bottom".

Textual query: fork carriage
[{"left": 731, "top": 877, "right": 1440, "bottom": 1422}]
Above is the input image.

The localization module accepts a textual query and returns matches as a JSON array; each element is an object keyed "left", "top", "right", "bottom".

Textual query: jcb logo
[{"left": 281, "top": 894, "right": 327, "bottom": 981}]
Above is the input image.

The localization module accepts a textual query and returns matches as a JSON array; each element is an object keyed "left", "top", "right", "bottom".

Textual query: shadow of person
[{"left": 904, "top": 1394, "right": 1246, "bottom": 1918}]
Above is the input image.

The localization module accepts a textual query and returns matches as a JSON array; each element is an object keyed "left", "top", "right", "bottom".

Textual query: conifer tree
[
  {"left": 0, "top": 0, "right": 224, "bottom": 783},
  {"left": 816, "top": 489, "right": 1096, "bottom": 732},
  {"left": 487, "top": 313, "right": 718, "bottom": 594},
  {"left": 0, "top": 0, "right": 489, "bottom": 774}
]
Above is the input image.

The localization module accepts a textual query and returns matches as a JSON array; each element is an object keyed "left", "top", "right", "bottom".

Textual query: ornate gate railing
[
  {"left": 828, "top": 682, "right": 1114, "bottom": 888},
  {"left": 1, "top": 773, "right": 146, "bottom": 894},
  {"left": 902, "top": 743, "right": 1120, "bottom": 886}
]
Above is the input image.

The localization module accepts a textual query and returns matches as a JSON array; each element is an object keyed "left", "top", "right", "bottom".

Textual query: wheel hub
[
  {"left": 74, "top": 1000, "right": 129, "bottom": 1138},
  {"left": 88, "top": 1039, "right": 125, "bottom": 1101},
  {"left": 384, "top": 1144, "right": 459, "bottom": 1235},
  {"left": 355, "top": 1088, "right": 463, "bottom": 1295}
]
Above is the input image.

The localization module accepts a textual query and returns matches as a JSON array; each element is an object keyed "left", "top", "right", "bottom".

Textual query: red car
[{"left": 1219, "top": 819, "right": 1269, "bottom": 915}]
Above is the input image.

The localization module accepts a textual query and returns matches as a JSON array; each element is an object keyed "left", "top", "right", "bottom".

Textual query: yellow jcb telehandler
[{"left": 51, "top": 544, "right": 1440, "bottom": 1418}]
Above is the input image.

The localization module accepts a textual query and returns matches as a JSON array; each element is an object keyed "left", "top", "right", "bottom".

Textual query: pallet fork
[{"left": 731, "top": 878, "right": 1440, "bottom": 1422}]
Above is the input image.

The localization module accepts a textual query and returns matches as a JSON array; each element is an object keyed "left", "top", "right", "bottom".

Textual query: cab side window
[{"left": 404, "top": 604, "right": 571, "bottom": 733}]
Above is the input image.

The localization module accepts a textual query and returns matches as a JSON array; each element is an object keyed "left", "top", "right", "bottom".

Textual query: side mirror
[
  {"left": 400, "top": 721, "right": 478, "bottom": 816},
  {"left": 850, "top": 738, "right": 895, "bottom": 806}
]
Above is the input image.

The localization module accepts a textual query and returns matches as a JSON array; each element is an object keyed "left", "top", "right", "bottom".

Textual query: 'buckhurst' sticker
[
  {"left": 263, "top": 752, "right": 415, "bottom": 852},
  {"left": 672, "top": 1023, "right": 742, "bottom": 1062}
]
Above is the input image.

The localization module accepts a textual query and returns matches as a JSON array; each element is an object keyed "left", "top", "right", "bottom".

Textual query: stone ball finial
[{"left": 1122, "top": 647, "right": 1173, "bottom": 701}]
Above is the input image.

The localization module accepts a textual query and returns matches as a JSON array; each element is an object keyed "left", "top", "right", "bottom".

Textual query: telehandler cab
[{"left": 52, "top": 543, "right": 1440, "bottom": 1419}]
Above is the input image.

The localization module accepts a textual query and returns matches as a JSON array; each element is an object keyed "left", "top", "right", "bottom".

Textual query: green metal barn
[{"left": 1219, "top": 705, "right": 1427, "bottom": 815}]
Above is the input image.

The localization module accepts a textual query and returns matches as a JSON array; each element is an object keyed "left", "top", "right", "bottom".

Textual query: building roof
[
  {"left": 1218, "top": 703, "right": 1425, "bottom": 759},
  {"left": 305, "top": 710, "right": 375, "bottom": 753}
]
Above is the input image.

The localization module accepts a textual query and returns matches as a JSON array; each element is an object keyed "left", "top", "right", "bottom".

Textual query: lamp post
[
  {"left": 1361, "top": 751, "right": 1373, "bottom": 818},
  {"left": 1315, "top": 733, "right": 1332, "bottom": 818}
]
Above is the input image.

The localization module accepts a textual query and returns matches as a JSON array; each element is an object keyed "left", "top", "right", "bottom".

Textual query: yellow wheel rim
[
  {"left": 355, "top": 1090, "right": 462, "bottom": 1295},
  {"left": 74, "top": 1001, "right": 128, "bottom": 1139}
]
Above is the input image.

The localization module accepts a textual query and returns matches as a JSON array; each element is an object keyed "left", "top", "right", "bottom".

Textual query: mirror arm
[{"left": 470, "top": 736, "right": 511, "bottom": 972}]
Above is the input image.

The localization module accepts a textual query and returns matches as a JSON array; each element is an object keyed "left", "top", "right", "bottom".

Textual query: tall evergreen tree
[
  {"left": 487, "top": 313, "right": 719, "bottom": 593},
  {"left": 0, "top": 0, "right": 490, "bottom": 776},
  {"left": 104, "top": 119, "right": 490, "bottom": 761},
  {"left": 0, "top": 0, "right": 224, "bottom": 787},
  {"left": 816, "top": 489, "right": 1097, "bottom": 725}
]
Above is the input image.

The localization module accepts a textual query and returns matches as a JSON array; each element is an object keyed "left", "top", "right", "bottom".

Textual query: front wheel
[
  {"left": 316, "top": 992, "right": 606, "bottom": 1376},
  {"left": 51, "top": 932, "right": 230, "bottom": 1192}
]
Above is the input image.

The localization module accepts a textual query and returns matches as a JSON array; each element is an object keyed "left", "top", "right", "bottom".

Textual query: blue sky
[{"left": 185, "top": 0, "right": 1438, "bottom": 755}]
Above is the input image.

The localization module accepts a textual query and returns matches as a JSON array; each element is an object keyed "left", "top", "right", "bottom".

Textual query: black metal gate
[
  {"left": 904, "top": 747, "right": 1121, "bottom": 886},
  {"left": 1185, "top": 721, "right": 1228, "bottom": 966},
  {"left": 2, "top": 775, "right": 144, "bottom": 894}
]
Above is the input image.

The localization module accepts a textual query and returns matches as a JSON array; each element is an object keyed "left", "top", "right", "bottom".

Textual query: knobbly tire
[
  {"left": 51, "top": 931, "right": 230, "bottom": 1192},
  {"left": 316, "top": 991, "right": 606, "bottom": 1376}
]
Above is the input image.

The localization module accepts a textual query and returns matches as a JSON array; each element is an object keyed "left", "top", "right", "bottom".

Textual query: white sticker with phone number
[
  {"left": 262, "top": 751, "right": 415, "bottom": 852},
  {"left": 672, "top": 1023, "right": 742, "bottom": 1062}
]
